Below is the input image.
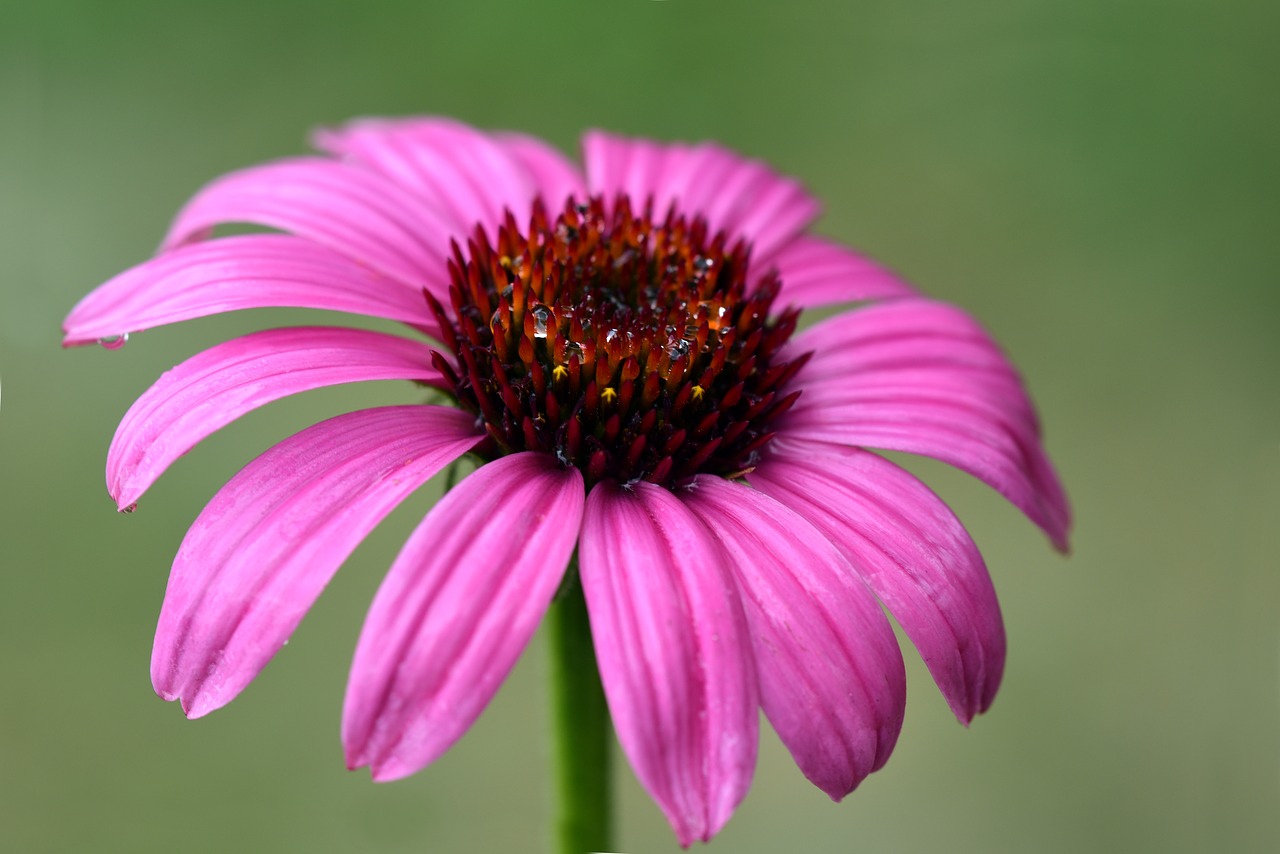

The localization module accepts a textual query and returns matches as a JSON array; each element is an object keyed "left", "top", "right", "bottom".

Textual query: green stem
[{"left": 547, "top": 567, "right": 613, "bottom": 854}]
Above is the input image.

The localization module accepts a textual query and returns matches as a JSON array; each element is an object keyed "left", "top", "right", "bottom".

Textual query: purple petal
[
  {"left": 62, "top": 235, "right": 437, "bottom": 347},
  {"left": 579, "top": 481, "right": 758, "bottom": 845},
  {"left": 151, "top": 405, "right": 484, "bottom": 719},
  {"left": 749, "top": 439, "right": 1005, "bottom": 722},
  {"left": 494, "top": 132, "right": 586, "bottom": 208},
  {"left": 781, "top": 299, "right": 1071, "bottom": 549},
  {"left": 682, "top": 476, "right": 906, "bottom": 801},
  {"left": 313, "top": 117, "right": 542, "bottom": 235},
  {"left": 108, "top": 326, "right": 445, "bottom": 510},
  {"left": 343, "top": 453, "right": 583, "bottom": 781},
  {"left": 767, "top": 236, "right": 917, "bottom": 308},
  {"left": 582, "top": 132, "right": 819, "bottom": 264},
  {"left": 161, "top": 157, "right": 457, "bottom": 294}
]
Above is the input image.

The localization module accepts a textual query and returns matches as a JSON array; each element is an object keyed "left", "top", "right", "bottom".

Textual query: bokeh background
[{"left": 2, "top": 1, "right": 1276, "bottom": 851}]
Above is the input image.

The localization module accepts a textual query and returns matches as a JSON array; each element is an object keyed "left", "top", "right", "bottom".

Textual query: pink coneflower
[{"left": 64, "top": 118, "right": 1069, "bottom": 846}]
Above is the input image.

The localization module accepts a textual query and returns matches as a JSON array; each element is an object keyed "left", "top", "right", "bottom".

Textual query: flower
[{"left": 64, "top": 118, "right": 1070, "bottom": 844}]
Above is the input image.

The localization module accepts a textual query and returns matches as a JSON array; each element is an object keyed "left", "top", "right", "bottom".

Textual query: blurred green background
[{"left": 2, "top": 1, "right": 1276, "bottom": 851}]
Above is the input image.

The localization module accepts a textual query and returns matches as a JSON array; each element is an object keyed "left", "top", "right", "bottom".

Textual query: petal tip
[
  {"left": 369, "top": 758, "right": 417, "bottom": 783},
  {"left": 180, "top": 692, "right": 219, "bottom": 720}
]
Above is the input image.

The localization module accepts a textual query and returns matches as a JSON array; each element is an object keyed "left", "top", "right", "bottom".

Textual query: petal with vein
[
  {"left": 781, "top": 299, "right": 1070, "bottom": 549},
  {"left": 62, "top": 235, "right": 437, "bottom": 347},
  {"left": 784, "top": 298, "right": 1028, "bottom": 380},
  {"left": 108, "top": 326, "right": 445, "bottom": 510},
  {"left": 683, "top": 476, "right": 906, "bottom": 801},
  {"left": 582, "top": 132, "right": 819, "bottom": 265},
  {"left": 579, "top": 481, "right": 758, "bottom": 846},
  {"left": 314, "top": 117, "right": 541, "bottom": 235},
  {"left": 161, "top": 157, "right": 456, "bottom": 294},
  {"left": 151, "top": 405, "right": 484, "bottom": 719},
  {"left": 767, "top": 236, "right": 917, "bottom": 308},
  {"left": 749, "top": 439, "right": 1005, "bottom": 722},
  {"left": 495, "top": 132, "right": 587, "bottom": 208},
  {"left": 343, "top": 453, "right": 583, "bottom": 781}
]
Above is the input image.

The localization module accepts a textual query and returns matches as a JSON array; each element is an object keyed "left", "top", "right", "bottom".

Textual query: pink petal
[
  {"left": 161, "top": 157, "right": 457, "bottom": 294},
  {"left": 786, "top": 298, "right": 1030, "bottom": 380},
  {"left": 767, "top": 236, "right": 917, "bottom": 308},
  {"left": 682, "top": 476, "right": 906, "bottom": 801},
  {"left": 795, "top": 367, "right": 1040, "bottom": 433},
  {"left": 748, "top": 439, "right": 1005, "bottom": 722},
  {"left": 582, "top": 132, "right": 819, "bottom": 264},
  {"left": 151, "top": 405, "right": 484, "bottom": 719},
  {"left": 494, "top": 132, "right": 587, "bottom": 208},
  {"left": 781, "top": 299, "right": 1071, "bottom": 549},
  {"left": 578, "top": 481, "right": 758, "bottom": 845},
  {"left": 108, "top": 326, "right": 446, "bottom": 510},
  {"left": 62, "top": 235, "right": 437, "bottom": 347},
  {"left": 343, "top": 453, "right": 583, "bottom": 781},
  {"left": 313, "top": 117, "right": 541, "bottom": 235}
]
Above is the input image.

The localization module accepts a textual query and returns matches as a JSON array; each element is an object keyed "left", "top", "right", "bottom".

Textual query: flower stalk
[{"left": 548, "top": 564, "right": 613, "bottom": 854}]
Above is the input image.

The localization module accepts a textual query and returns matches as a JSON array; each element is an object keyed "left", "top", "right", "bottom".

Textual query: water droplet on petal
[{"left": 98, "top": 333, "right": 129, "bottom": 350}]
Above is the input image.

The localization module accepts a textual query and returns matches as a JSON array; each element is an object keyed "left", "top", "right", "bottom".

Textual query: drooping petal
[
  {"left": 62, "top": 235, "right": 437, "bottom": 347},
  {"left": 151, "top": 405, "right": 484, "bottom": 719},
  {"left": 767, "top": 235, "right": 917, "bottom": 308},
  {"left": 682, "top": 476, "right": 906, "bottom": 801},
  {"left": 494, "top": 132, "right": 587, "bottom": 208},
  {"left": 343, "top": 453, "right": 583, "bottom": 781},
  {"left": 582, "top": 132, "right": 819, "bottom": 265},
  {"left": 779, "top": 299, "right": 1071, "bottom": 550},
  {"left": 749, "top": 439, "right": 1005, "bottom": 722},
  {"left": 578, "top": 481, "right": 758, "bottom": 846},
  {"left": 108, "top": 326, "right": 446, "bottom": 510},
  {"left": 313, "top": 117, "right": 542, "bottom": 236},
  {"left": 161, "top": 157, "right": 457, "bottom": 294},
  {"left": 786, "top": 298, "right": 1031, "bottom": 385}
]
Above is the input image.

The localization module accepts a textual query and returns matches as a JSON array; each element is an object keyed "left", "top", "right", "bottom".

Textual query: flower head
[{"left": 64, "top": 118, "right": 1069, "bottom": 845}]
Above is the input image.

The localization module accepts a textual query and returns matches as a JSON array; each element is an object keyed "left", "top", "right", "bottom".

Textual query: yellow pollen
[
  {"left": 691, "top": 385, "right": 706, "bottom": 401},
  {"left": 552, "top": 365, "right": 568, "bottom": 381},
  {"left": 600, "top": 387, "right": 618, "bottom": 404}
]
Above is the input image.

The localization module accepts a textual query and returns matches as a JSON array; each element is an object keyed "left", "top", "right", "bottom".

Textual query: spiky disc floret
[{"left": 427, "top": 195, "right": 807, "bottom": 487}]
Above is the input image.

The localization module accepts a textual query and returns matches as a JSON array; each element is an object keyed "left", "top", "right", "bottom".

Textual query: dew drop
[
  {"left": 667, "top": 338, "right": 690, "bottom": 360},
  {"left": 532, "top": 304, "right": 551, "bottom": 338},
  {"left": 98, "top": 333, "right": 129, "bottom": 350}
]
